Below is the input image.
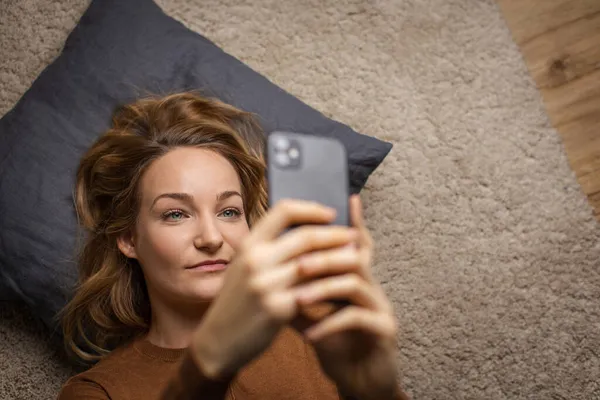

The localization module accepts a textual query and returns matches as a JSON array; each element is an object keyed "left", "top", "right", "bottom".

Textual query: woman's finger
[
  {"left": 303, "top": 306, "right": 397, "bottom": 342},
  {"left": 349, "top": 195, "right": 374, "bottom": 249},
  {"left": 349, "top": 195, "right": 375, "bottom": 281},
  {"left": 248, "top": 199, "right": 337, "bottom": 244},
  {"left": 249, "top": 260, "right": 299, "bottom": 292},
  {"left": 267, "top": 225, "right": 357, "bottom": 266},
  {"left": 261, "top": 290, "right": 299, "bottom": 322},
  {"left": 349, "top": 194, "right": 364, "bottom": 228},
  {"left": 297, "top": 244, "right": 365, "bottom": 279},
  {"left": 294, "top": 274, "right": 384, "bottom": 311}
]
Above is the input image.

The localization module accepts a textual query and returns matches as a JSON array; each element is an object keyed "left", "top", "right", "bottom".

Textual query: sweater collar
[{"left": 133, "top": 338, "right": 187, "bottom": 362}]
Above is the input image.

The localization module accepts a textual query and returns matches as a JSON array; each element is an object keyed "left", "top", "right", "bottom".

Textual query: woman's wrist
[{"left": 190, "top": 325, "right": 236, "bottom": 380}]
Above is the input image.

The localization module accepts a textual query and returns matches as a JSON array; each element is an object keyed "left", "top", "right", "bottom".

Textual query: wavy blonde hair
[{"left": 60, "top": 92, "right": 267, "bottom": 363}]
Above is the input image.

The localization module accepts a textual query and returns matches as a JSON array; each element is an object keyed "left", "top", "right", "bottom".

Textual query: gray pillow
[{"left": 0, "top": 0, "right": 392, "bottom": 330}]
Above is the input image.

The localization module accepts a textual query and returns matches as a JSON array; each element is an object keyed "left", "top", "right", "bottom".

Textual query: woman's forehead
[{"left": 140, "top": 147, "right": 242, "bottom": 204}]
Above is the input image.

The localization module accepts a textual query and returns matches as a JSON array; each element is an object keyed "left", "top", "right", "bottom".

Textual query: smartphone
[
  {"left": 267, "top": 131, "right": 351, "bottom": 314},
  {"left": 266, "top": 131, "right": 350, "bottom": 227}
]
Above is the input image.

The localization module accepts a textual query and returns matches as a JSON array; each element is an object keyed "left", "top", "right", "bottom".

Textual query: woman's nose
[{"left": 193, "top": 215, "right": 224, "bottom": 252}]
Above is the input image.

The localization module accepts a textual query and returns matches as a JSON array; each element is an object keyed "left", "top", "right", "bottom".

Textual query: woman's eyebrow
[
  {"left": 150, "top": 191, "right": 241, "bottom": 209},
  {"left": 217, "top": 190, "right": 242, "bottom": 202},
  {"left": 151, "top": 192, "right": 193, "bottom": 209}
]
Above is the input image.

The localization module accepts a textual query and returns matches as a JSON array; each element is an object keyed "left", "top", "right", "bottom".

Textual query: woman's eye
[
  {"left": 220, "top": 208, "right": 242, "bottom": 219},
  {"left": 163, "top": 210, "right": 186, "bottom": 221}
]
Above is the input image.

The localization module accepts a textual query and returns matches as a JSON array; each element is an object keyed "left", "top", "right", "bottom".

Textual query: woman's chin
[{"left": 187, "top": 273, "right": 225, "bottom": 301}]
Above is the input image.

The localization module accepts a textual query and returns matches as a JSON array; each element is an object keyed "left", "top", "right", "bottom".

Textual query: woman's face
[{"left": 118, "top": 147, "right": 250, "bottom": 306}]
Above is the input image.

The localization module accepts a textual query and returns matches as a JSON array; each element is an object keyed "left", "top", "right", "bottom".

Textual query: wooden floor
[{"left": 496, "top": 0, "right": 600, "bottom": 218}]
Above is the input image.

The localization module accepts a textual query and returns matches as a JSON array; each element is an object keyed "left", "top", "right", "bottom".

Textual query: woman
[{"left": 58, "top": 92, "right": 408, "bottom": 400}]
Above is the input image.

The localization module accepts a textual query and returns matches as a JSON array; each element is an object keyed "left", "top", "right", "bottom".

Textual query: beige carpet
[{"left": 2, "top": 0, "right": 600, "bottom": 398}]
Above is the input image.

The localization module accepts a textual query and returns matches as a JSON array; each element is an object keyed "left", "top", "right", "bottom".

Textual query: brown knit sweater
[{"left": 58, "top": 327, "right": 408, "bottom": 400}]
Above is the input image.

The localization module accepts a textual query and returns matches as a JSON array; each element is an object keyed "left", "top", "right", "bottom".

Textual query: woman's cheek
[
  {"left": 148, "top": 224, "right": 193, "bottom": 263},
  {"left": 228, "top": 222, "right": 250, "bottom": 250}
]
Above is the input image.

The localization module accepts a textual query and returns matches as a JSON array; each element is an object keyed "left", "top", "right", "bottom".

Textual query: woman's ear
[{"left": 117, "top": 230, "right": 138, "bottom": 260}]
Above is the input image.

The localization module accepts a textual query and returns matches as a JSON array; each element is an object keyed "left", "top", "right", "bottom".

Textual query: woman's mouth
[{"left": 186, "top": 260, "right": 229, "bottom": 272}]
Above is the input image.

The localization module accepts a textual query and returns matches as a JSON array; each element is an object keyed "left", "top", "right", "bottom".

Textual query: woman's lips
[{"left": 187, "top": 263, "right": 228, "bottom": 272}]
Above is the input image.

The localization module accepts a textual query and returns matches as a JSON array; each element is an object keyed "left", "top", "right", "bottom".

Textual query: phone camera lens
[
  {"left": 288, "top": 147, "right": 300, "bottom": 159},
  {"left": 273, "top": 136, "right": 290, "bottom": 151},
  {"left": 275, "top": 152, "right": 290, "bottom": 167}
]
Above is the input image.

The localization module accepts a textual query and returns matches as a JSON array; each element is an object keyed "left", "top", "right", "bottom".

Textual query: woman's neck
[{"left": 145, "top": 295, "right": 212, "bottom": 349}]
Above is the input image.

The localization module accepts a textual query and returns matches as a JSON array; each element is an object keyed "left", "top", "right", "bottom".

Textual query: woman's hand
[
  {"left": 292, "top": 195, "right": 403, "bottom": 400},
  {"left": 190, "top": 199, "right": 357, "bottom": 379}
]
